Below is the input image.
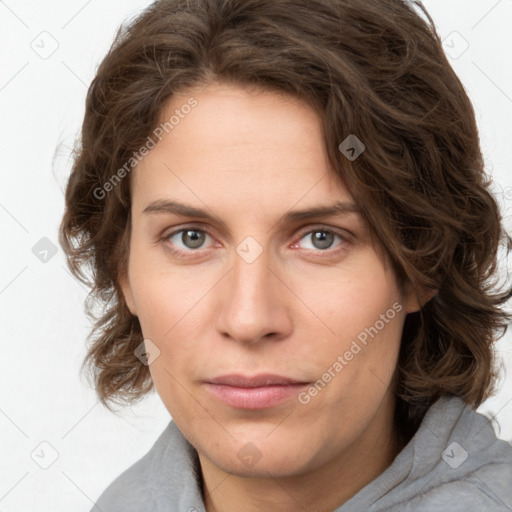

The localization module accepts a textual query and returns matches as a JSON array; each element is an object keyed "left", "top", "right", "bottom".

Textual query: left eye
[{"left": 298, "top": 230, "right": 343, "bottom": 250}]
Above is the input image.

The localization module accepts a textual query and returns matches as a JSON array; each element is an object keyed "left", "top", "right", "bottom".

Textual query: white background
[{"left": 1, "top": 1, "right": 511, "bottom": 510}]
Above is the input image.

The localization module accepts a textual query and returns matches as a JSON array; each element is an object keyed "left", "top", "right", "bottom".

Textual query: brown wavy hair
[{"left": 60, "top": 0, "right": 511, "bottom": 439}]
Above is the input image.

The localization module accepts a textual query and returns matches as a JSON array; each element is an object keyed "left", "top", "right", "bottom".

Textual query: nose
[{"left": 214, "top": 249, "right": 293, "bottom": 346}]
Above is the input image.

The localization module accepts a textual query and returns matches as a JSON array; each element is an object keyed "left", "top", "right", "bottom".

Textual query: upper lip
[{"left": 207, "top": 374, "right": 309, "bottom": 387}]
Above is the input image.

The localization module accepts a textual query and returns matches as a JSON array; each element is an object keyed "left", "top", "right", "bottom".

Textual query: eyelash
[{"left": 161, "top": 225, "right": 349, "bottom": 259}]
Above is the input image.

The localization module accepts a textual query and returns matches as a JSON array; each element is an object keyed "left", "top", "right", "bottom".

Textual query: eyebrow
[{"left": 142, "top": 199, "right": 361, "bottom": 227}]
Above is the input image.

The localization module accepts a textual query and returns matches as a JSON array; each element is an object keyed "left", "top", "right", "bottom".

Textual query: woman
[{"left": 60, "top": 0, "right": 512, "bottom": 510}]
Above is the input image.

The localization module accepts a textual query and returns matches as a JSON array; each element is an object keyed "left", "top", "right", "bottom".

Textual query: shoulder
[
  {"left": 92, "top": 453, "right": 154, "bottom": 512},
  {"left": 407, "top": 466, "right": 512, "bottom": 511},
  {"left": 403, "top": 396, "right": 512, "bottom": 511},
  {"left": 91, "top": 421, "right": 203, "bottom": 512}
]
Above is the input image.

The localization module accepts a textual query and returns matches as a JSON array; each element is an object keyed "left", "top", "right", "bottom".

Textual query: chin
[
  {"left": 213, "top": 449, "right": 311, "bottom": 479},
  {"left": 197, "top": 429, "right": 322, "bottom": 479}
]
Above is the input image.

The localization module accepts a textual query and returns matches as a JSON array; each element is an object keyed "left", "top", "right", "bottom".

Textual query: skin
[{"left": 119, "top": 82, "right": 427, "bottom": 512}]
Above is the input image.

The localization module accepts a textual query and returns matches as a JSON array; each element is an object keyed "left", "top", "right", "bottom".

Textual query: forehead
[{"left": 132, "top": 82, "right": 352, "bottom": 215}]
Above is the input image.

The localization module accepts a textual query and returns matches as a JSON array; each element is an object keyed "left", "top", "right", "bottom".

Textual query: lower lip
[{"left": 204, "top": 383, "right": 309, "bottom": 409}]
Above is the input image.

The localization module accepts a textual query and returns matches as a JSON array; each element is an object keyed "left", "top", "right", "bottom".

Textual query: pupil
[
  {"left": 312, "top": 231, "right": 333, "bottom": 249},
  {"left": 183, "top": 230, "right": 204, "bottom": 249}
]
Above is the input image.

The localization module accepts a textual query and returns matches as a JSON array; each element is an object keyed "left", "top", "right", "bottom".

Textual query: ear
[
  {"left": 118, "top": 270, "right": 138, "bottom": 316},
  {"left": 403, "top": 283, "right": 438, "bottom": 314}
]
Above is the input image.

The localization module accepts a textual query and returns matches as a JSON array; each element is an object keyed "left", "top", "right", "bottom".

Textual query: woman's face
[{"left": 120, "top": 82, "right": 420, "bottom": 479}]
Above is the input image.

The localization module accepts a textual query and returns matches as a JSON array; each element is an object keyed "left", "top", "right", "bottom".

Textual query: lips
[
  {"left": 208, "top": 373, "right": 308, "bottom": 387},
  {"left": 204, "top": 374, "right": 310, "bottom": 409}
]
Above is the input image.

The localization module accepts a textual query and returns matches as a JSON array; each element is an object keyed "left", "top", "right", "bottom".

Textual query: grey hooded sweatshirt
[{"left": 92, "top": 395, "right": 512, "bottom": 511}]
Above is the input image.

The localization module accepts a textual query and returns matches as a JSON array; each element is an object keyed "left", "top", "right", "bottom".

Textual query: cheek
[
  {"left": 128, "top": 247, "right": 212, "bottom": 339},
  {"left": 131, "top": 278, "right": 178, "bottom": 339},
  {"left": 127, "top": 257, "right": 212, "bottom": 391},
  {"left": 297, "top": 258, "right": 403, "bottom": 346},
  {"left": 132, "top": 276, "right": 204, "bottom": 419},
  {"left": 295, "top": 260, "right": 405, "bottom": 396}
]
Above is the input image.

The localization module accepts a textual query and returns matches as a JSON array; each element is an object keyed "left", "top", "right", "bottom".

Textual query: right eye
[{"left": 163, "top": 227, "right": 216, "bottom": 255}]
